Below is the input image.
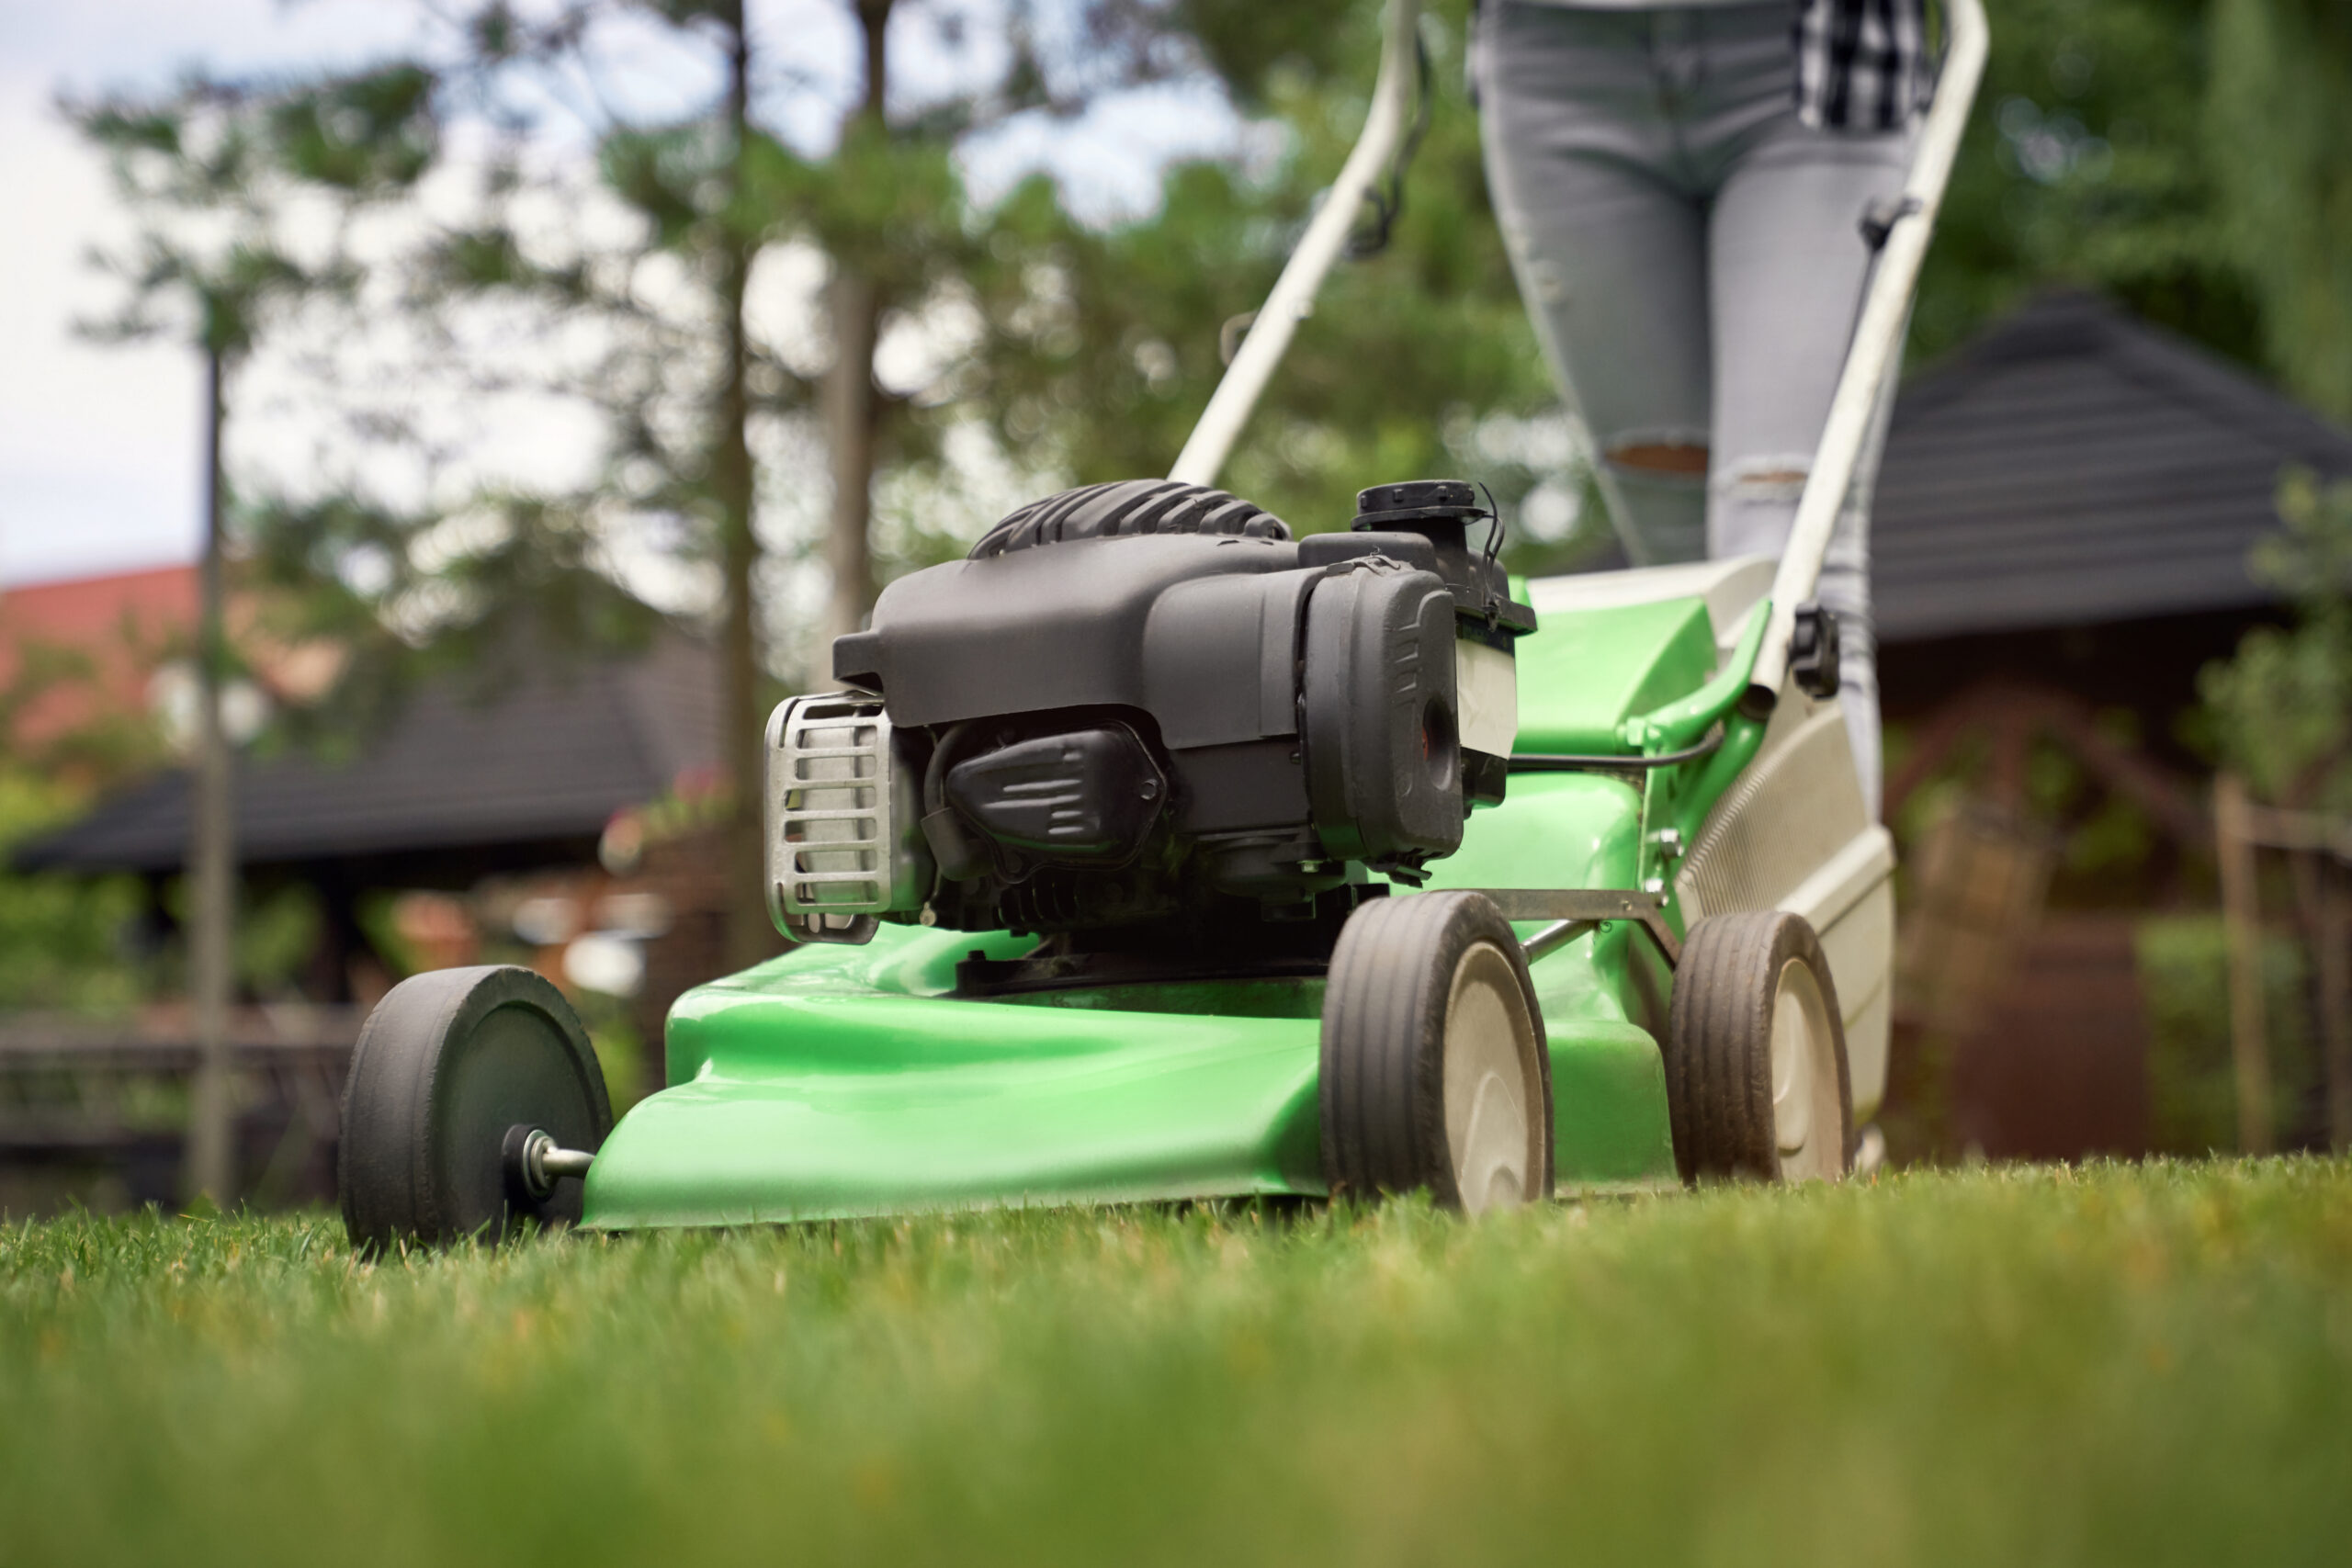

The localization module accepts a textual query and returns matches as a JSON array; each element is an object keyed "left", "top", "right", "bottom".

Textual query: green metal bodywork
[{"left": 582, "top": 584, "right": 1765, "bottom": 1229}]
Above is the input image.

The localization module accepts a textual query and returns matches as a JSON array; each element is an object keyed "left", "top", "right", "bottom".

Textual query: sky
[{"left": 0, "top": 0, "right": 1238, "bottom": 590}]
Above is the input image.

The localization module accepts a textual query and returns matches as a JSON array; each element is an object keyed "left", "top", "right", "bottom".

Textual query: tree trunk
[
  {"left": 185, "top": 345, "right": 238, "bottom": 1205},
  {"left": 715, "top": 2, "right": 773, "bottom": 974},
  {"left": 820, "top": 0, "right": 894, "bottom": 655}
]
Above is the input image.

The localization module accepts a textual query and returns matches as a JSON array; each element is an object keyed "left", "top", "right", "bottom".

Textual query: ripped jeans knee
[
  {"left": 1713, "top": 453, "right": 1813, "bottom": 510},
  {"left": 1603, "top": 439, "right": 1711, "bottom": 478}
]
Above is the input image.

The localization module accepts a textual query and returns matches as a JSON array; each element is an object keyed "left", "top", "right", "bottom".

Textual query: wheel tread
[
  {"left": 1663, "top": 910, "right": 1851, "bottom": 1183},
  {"left": 1321, "top": 892, "right": 1552, "bottom": 1207}
]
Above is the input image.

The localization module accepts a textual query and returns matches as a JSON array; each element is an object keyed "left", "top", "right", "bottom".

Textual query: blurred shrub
[
  {"left": 0, "top": 771, "right": 149, "bottom": 1014},
  {"left": 567, "top": 988, "right": 646, "bottom": 1115},
  {"left": 2137, "top": 913, "right": 2313, "bottom": 1153},
  {"left": 2199, "top": 468, "right": 2352, "bottom": 812}
]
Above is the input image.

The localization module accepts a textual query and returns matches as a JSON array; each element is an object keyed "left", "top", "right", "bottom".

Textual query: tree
[
  {"left": 266, "top": 0, "right": 1204, "bottom": 969},
  {"left": 1912, "top": 0, "right": 2256, "bottom": 366},
  {"left": 1913, "top": 0, "right": 2352, "bottom": 414},
  {"left": 2209, "top": 0, "right": 2352, "bottom": 423},
  {"left": 962, "top": 0, "right": 1582, "bottom": 569},
  {"left": 71, "top": 66, "right": 435, "bottom": 1203},
  {"left": 2200, "top": 469, "right": 2352, "bottom": 812}
]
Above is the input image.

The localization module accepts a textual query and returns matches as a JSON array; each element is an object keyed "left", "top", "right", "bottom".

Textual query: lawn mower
[{"left": 335, "top": 0, "right": 1988, "bottom": 1246}]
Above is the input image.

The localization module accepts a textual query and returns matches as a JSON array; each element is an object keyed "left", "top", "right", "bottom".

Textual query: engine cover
[{"left": 770, "top": 478, "right": 1534, "bottom": 943}]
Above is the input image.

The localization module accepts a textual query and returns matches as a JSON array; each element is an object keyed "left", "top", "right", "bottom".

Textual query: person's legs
[
  {"left": 1477, "top": 3, "right": 1711, "bottom": 567},
  {"left": 1702, "top": 78, "right": 1912, "bottom": 818}
]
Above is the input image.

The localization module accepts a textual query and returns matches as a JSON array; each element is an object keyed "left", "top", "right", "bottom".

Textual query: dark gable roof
[
  {"left": 1873, "top": 291, "right": 2352, "bottom": 643},
  {"left": 17, "top": 634, "right": 723, "bottom": 875}
]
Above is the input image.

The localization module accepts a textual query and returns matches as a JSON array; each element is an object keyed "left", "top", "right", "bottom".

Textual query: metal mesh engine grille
[{"left": 765, "top": 694, "right": 899, "bottom": 919}]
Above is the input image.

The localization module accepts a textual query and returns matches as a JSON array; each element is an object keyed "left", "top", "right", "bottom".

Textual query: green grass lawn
[{"left": 5, "top": 1161, "right": 2349, "bottom": 1567}]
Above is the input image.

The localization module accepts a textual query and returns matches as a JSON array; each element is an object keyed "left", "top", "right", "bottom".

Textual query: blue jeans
[{"left": 1477, "top": 0, "right": 1911, "bottom": 816}]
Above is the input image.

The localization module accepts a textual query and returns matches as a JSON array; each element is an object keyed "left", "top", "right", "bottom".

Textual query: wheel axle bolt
[{"left": 514, "top": 1127, "right": 595, "bottom": 1200}]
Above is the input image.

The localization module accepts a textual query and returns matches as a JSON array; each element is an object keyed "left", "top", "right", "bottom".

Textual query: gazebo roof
[
  {"left": 1872, "top": 291, "right": 2352, "bottom": 643},
  {"left": 16, "top": 634, "right": 722, "bottom": 878}
]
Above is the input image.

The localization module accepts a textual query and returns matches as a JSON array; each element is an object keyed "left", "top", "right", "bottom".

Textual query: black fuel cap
[{"left": 1353, "top": 479, "right": 1482, "bottom": 525}]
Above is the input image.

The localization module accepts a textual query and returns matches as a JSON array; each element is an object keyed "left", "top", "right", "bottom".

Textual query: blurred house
[
  {"left": 0, "top": 565, "right": 195, "bottom": 753},
  {"left": 0, "top": 563, "right": 343, "bottom": 768},
  {"left": 17, "top": 630, "right": 737, "bottom": 1004},
  {"left": 5, "top": 621, "right": 744, "bottom": 1209},
  {"left": 1871, "top": 291, "right": 2352, "bottom": 1159}
]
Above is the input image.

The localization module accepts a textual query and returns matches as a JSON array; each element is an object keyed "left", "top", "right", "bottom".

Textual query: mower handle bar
[
  {"left": 1750, "top": 0, "right": 1988, "bottom": 702},
  {"left": 1168, "top": 0, "right": 1424, "bottom": 489},
  {"left": 1168, "top": 0, "right": 1988, "bottom": 717}
]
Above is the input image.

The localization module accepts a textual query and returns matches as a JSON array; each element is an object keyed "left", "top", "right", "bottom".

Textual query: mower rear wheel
[
  {"left": 1664, "top": 911, "right": 1852, "bottom": 1183},
  {"left": 1321, "top": 891, "right": 1552, "bottom": 1213},
  {"left": 338, "top": 965, "right": 612, "bottom": 1253}
]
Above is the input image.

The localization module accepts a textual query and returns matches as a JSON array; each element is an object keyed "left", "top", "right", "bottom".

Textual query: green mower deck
[{"left": 582, "top": 586, "right": 1753, "bottom": 1229}]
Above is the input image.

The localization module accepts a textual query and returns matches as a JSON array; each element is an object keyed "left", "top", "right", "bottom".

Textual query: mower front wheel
[
  {"left": 1320, "top": 891, "right": 1553, "bottom": 1214},
  {"left": 338, "top": 965, "right": 613, "bottom": 1253},
  {"left": 1664, "top": 911, "right": 1852, "bottom": 1183}
]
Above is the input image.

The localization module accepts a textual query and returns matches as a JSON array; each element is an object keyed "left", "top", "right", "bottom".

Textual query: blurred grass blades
[{"left": 4, "top": 1159, "right": 2350, "bottom": 1566}]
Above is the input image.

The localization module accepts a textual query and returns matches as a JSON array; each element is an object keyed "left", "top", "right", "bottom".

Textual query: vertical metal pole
[
  {"left": 2213, "top": 773, "right": 2272, "bottom": 1156},
  {"left": 713, "top": 0, "right": 772, "bottom": 974},
  {"left": 2313, "top": 857, "right": 2350, "bottom": 1153},
  {"left": 186, "top": 345, "right": 238, "bottom": 1205},
  {"left": 820, "top": 0, "right": 891, "bottom": 659}
]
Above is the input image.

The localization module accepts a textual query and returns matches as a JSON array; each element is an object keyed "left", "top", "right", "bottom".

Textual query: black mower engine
[{"left": 766, "top": 478, "right": 1534, "bottom": 968}]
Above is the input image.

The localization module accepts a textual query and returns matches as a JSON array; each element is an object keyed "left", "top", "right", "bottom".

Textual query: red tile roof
[{"left": 0, "top": 565, "right": 197, "bottom": 748}]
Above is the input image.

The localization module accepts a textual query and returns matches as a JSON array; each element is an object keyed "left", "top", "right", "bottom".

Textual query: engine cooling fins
[{"left": 969, "top": 479, "right": 1290, "bottom": 558}]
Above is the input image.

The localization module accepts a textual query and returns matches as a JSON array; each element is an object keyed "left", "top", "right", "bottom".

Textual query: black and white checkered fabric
[{"left": 1793, "top": 0, "right": 1935, "bottom": 131}]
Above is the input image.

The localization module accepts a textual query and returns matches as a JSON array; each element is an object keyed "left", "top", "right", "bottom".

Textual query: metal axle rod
[{"left": 513, "top": 1126, "right": 594, "bottom": 1200}]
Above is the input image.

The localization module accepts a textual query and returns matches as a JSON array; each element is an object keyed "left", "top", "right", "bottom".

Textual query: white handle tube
[
  {"left": 1170, "top": 0, "right": 1422, "bottom": 489},
  {"left": 1749, "top": 0, "right": 1989, "bottom": 697}
]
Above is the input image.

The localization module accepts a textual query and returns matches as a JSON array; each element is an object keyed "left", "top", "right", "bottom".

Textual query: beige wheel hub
[
  {"left": 1769, "top": 957, "right": 1844, "bottom": 1181},
  {"left": 1442, "top": 940, "right": 1544, "bottom": 1214}
]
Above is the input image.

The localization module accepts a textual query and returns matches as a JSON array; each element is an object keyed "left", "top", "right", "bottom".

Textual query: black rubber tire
[
  {"left": 338, "top": 965, "right": 613, "bottom": 1252},
  {"left": 969, "top": 479, "right": 1289, "bottom": 558},
  {"left": 1663, "top": 910, "right": 1854, "bottom": 1183},
  {"left": 1320, "top": 891, "right": 1553, "bottom": 1211}
]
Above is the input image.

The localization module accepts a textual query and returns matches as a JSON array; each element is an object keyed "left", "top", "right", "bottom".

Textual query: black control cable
[{"left": 1346, "top": 24, "right": 1434, "bottom": 259}]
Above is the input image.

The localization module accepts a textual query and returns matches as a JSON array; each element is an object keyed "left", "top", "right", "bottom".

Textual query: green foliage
[
  {"left": 964, "top": 0, "right": 1589, "bottom": 572},
  {"left": 2137, "top": 915, "right": 2315, "bottom": 1153},
  {"left": 565, "top": 988, "right": 648, "bottom": 1114},
  {"left": 0, "top": 630, "right": 172, "bottom": 786},
  {"left": 266, "top": 63, "right": 438, "bottom": 193},
  {"left": 1919, "top": 0, "right": 2352, "bottom": 406},
  {"left": 242, "top": 490, "right": 664, "bottom": 754},
  {"left": 146, "top": 877, "right": 327, "bottom": 1002},
  {"left": 69, "top": 67, "right": 431, "bottom": 360},
  {"left": 353, "top": 889, "right": 419, "bottom": 982},
  {"left": 0, "top": 773, "right": 148, "bottom": 1015},
  {"left": 1916, "top": 0, "right": 2256, "bottom": 366},
  {"left": 2208, "top": 0, "right": 2352, "bottom": 423},
  {"left": 2199, "top": 468, "right": 2352, "bottom": 809},
  {"left": 5, "top": 1162, "right": 2351, "bottom": 1563},
  {"left": 233, "top": 885, "right": 323, "bottom": 999}
]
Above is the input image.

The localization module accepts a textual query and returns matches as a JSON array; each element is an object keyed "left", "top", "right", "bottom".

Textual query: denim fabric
[{"left": 1477, "top": 0, "right": 1912, "bottom": 816}]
